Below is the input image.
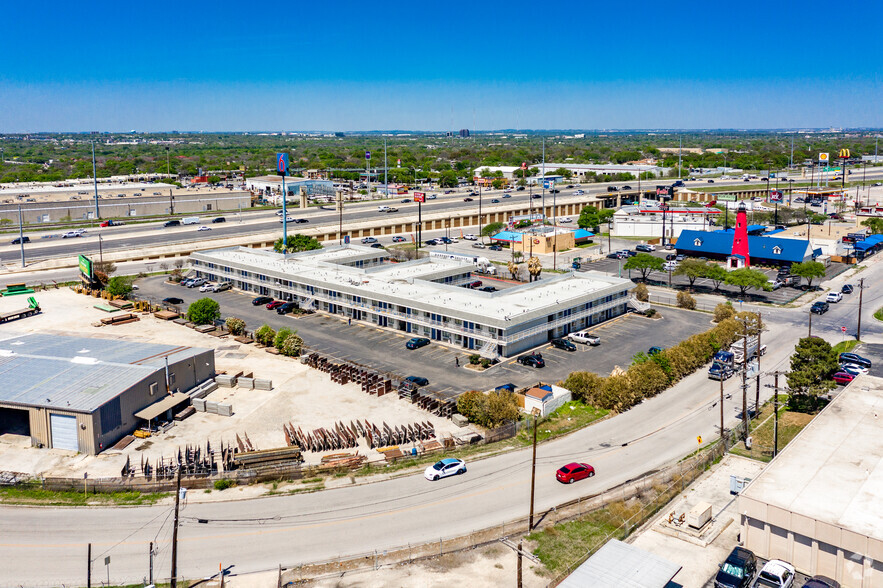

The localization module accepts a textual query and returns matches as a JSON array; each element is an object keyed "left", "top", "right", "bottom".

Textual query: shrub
[
  {"left": 213, "top": 479, "right": 235, "bottom": 491},
  {"left": 558, "top": 371, "right": 604, "bottom": 404},
  {"left": 632, "top": 282, "right": 649, "bottom": 302},
  {"left": 255, "top": 324, "right": 276, "bottom": 346},
  {"left": 105, "top": 276, "right": 134, "bottom": 298},
  {"left": 274, "top": 327, "right": 292, "bottom": 350},
  {"left": 280, "top": 332, "right": 304, "bottom": 357},
  {"left": 225, "top": 317, "right": 246, "bottom": 336},
  {"left": 468, "top": 354, "right": 481, "bottom": 365},
  {"left": 187, "top": 298, "right": 220, "bottom": 325},
  {"left": 480, "top": 358, "right": 491, "bottom": 368},
  {"left": 676, "top": 291, "right": 696, "bottom": 310},
  {"left": 644, "top": 308, "right": 656, "bottom": 317},
  {"left": 482, "top": 389, "right": 520, "bottom": 428},
  {"left": 713, "top": 302, "right": 735, "bottom": 323}
]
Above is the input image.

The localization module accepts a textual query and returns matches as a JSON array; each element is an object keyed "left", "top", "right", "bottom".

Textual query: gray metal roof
[
  {"left": 0, "top": 354, "right": 158, "bottom": 413},
  {"left": 558, "top": 539, "right": 681, "bottom": 588},
  {"left": 0, "top": 333, "right": 208, "bottom": 367}
]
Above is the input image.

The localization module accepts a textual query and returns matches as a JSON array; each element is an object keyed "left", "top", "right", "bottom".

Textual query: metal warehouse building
[
  {"left": 739, "top": 376, "right": 883, "bottom": 587},
  {"left": 189, "top": 245, "right": 635, "bottom": 358},
  {"left": 0, "top": 334, "right": 214, "bottom": 455}
]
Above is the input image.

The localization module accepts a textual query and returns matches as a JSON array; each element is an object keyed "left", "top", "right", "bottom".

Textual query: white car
[
  {"left": 197, "top": 226, "right": 211, "bottom": 231},
  {"left": 427, "top": 194, "right": 437, "bottom": 199},
  {"left": 826, "top": 292, "right": 842, "bottom": 303},
  {"left": 558, "top": 217, "right": 573, "bottom": 223},
  {"left": 61, "top": 231, "right": 81, "bottom": 239},
  {"left": 568, "top": 331, "right": 601, "bottom": 345},
  {"left": 74, "top": 228, "right": 87, "bottom": 235},
  {"left": 752, "top": 559, "right": 795, "bottom": 588},
  {"left": 575, "top": 190, "right": 584, "bottom": 195},
  {"left": 463, "top": 234, "right": 478, "bottom": 241},
  {"left": 279, "top": 216, "right": 296, "bottom": 223},
  {"left": 424, "top": 458, "right": 466, "bottom": 481},
  {"left": 840, "top": 363, "right": 869, "bottom": 376},
  {"left": 199, "top": 283, "right": 215, "bottom": 292},
  {"left": 664, "top": 260, "right": 679, "bottom": 271}
]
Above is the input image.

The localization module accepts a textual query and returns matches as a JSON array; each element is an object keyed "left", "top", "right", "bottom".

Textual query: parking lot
[{"left": 137, "top": 276, "right": 710, "bottom": 400}]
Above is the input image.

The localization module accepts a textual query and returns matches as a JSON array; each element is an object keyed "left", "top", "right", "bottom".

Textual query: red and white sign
[
  {"left": 413, "top": 192, "right": 425, "bottom": 203},
  {"left": 521, "top": 162, "right": 527, "bottom": 170},
  {"left": 841, "top": 326, "right": 847, "bottom": 333}
]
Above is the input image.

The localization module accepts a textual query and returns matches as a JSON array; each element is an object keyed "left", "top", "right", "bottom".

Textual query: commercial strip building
[
  {"left": 0, "top": 334, "right": 214, "bottom": 454},
  {"left": 612, "top": 204, "right": 722, "bottom": 238},
  {"left": 189, "top": 245, "right": 634, "bottom": 358},
  {"left": 245, "top": 175, "right": 335, "bottom": 201},
  {"left": 472, "top": 163, "right": 665, "bottom": 182},
  {"left": 739, "top": 376, "right": 883, "bottom": 587}
]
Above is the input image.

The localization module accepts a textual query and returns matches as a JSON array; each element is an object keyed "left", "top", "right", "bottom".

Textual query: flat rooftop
[
  {"left": 740, "top": 375, "right": 883, "bottom": 542},
  {"left": 193, "top": 245, "right": 632, "bottom": 326}
]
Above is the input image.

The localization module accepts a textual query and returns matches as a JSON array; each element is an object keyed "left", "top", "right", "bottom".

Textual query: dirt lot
[{"left": 0, "top": 288, "right": 470, "bottom": 481}]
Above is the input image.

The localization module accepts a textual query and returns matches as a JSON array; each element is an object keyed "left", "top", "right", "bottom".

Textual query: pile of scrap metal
[{"left": 283, "top": 419, "right": 436, "bottom": 453}]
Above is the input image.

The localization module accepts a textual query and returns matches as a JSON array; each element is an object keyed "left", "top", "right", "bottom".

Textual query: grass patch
[
  {"left": 875, "top": 308, "right": 883, "bottom": 322},
  {"left": 528, "top": 505, "right": 626, "bottom": 573},
  {"left": 301, "top": 477, "right": 323, "bottom": 484},
  {"left": 0, "top": 482, "right": 168, "bottom": 506},
  {"left": 730, "top": 396, "right": 813, "bottom": 462},
  {"left": 832, "top": 340, "right": 860, "bottom": 354},
  {"left": 516, "top": 402, "right": 609, "bottom": 445}
]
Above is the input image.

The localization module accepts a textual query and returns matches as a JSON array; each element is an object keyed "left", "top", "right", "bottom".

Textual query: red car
[
  {"left": 266, "top": 300, "right": 285, "bottom": 310},
  {"left": 833, "top": 371, "right": 855, "bottom": 385},
  {"left": 556, "top": 462, "right": 595, "bottom": 484}
]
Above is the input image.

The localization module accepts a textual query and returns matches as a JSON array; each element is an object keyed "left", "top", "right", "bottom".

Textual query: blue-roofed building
[
  {"left": 0, "top": 333, "right": 214, "bottom": 454},
  {"left": 675, "top": 230, "right": 815, "bottom": 266}
]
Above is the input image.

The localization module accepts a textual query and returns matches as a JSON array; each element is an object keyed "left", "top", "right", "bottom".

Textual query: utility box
[
  {"left": 452, "top": 414, "right": 469, "bottom": 427},
  {"left": 730, "top": 475, "right": 752, "bottom": 495},
  {"left": 687, "top": 502, "right": 712, "bottom": 529}
]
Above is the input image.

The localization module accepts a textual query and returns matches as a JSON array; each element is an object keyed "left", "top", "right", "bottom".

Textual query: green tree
[
  {"left": 787, "top": 337, "right": 839, "bottom": 408},
  {"left": 674, "top": 259, "right": 709, "bottom": 288},
  {"left": 790, "top": 261, "right": 826, "bottom": 290},
  {"left": 553, "top": 167, "right": 573, "bottom": 179},
  {"left": 713, "top": 302, "right": 735, "bottom": 323},
  {"left": 624, "top": 252, "right": 665, "bottom": 280},
  {"left": 456, "top": 390, "right": 485, "bottom": 423},
  {"left": 676, "top": 291, "right": 696, "bottom": 310},
  {"left": 438, "top": 171, "right": 459, "bottom": 188},
  {"left": 705, "top": 264, "right": 728, "bottom": 291},
  {"left": 860, "top": 217, "right": 883, "bottom": 234},
  {"left": 105, "top": 276, "right": 134, "bottom": 298},
  {"left": 491, "top": 178, "right": 504, "bottom": 190},
  {"left": 255, "top": 324, "right": 276, "bottom": 346},
  {"left": 558, "top": 371, "right": 604, "bottom": 404},
  {"left": 207, "top": 175, "right": 221, "bottom": 184},
  {"left": 482, "top": 389, "right": 520, "bottom": 428},
  {"left": 273, "top": 233, "right": 322, "bottom": 254},
  {"left": 724, "top": 268, "right": 769, "bottom": 296},
  {"left": 187, "top": 298, "right": 220, "bottom": 325},
  {"left": 481, "top": 221, "right": 505, "bottom": 240},
  {"left": 274, "top": 327, "right": 293, "bottom": 350},
  {"left": 577, "top": 206, "right": 614, "bottom": 231}
]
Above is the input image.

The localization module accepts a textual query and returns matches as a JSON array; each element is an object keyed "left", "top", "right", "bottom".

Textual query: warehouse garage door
[{"left": 50, "top": 414, "right": 78, "bottom": 451}]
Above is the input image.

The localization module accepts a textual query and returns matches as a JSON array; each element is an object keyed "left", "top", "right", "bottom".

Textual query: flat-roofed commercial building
[
  {"left": 189, "top": 245, "right": 634, "bottom": 358},
  {"left": 0, "top": 334, "right": 214, "bottom": 454},
  {"left": 739, "top": 376, "right": 883, "bottom": 587}
]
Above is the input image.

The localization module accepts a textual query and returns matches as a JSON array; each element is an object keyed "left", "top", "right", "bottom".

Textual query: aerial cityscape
[{"left": 1, "top": 1, "right": 881, "bottom": 588}]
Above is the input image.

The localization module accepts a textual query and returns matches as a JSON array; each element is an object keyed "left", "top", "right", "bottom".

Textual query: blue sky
[{"left": 2, "top": 0, "right": 881, "bottom": 132}]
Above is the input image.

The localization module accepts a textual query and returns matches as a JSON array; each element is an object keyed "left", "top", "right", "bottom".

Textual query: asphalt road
[{"left": 0, "top": 254, "right": 877, "bottom": 585}]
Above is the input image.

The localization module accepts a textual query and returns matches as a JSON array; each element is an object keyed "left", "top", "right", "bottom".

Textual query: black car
[
  {"left": 531, "top": 194, "right": 541, "bottom": 199},
  {"left": 549, "top": 188, "right": 560, "bottom": 193},
  {"left": 252, "top": 296, "right": 273, "bottom": 306},
  {"left": 625, "top": 250, "right": 638, "bottom": 257},
  {"left": 162, "top": 297, "right": 184, "bottom": 305},
  {"left": 841, "top": 284, "right": 854, "bottom": 294},
  {"left": 810, "top": 301, "right": 829, "bottom": 314},
  {"left": 607, "top": 186, "right": 619, "bottom": 191},
  {"left": 635, "top": 244, "right": 654, "bottom": 253},
  {"left": 491, "top": 198, "right": 500, "bottom": 203},
  {"left": 276, "top": 301, "right": 298, "bottom": 314},
  {"left": 517, "top": 354, "right": 545, "bottom": 368},
  {"left": 406, "top": 337, "right": 430, "bottom": 350},
  {"left": 478, "top": 286, "right": 497, "bottom": 292},
  {"left": 163, "top": 220, "right": 181, "bottom": 227},
  {"left": 802, "top": 576, "right": 841, "bottom": 588},
  {"left": 424, "top": 239, "right": 439, "bottom": 246},
  {"left": 294, "top": 218, "right": 309, "bottom": 223},
  {"left": 212, "top": 217, "right": 226, "bottom": 223},
  {"left": 463, "top": 197, "right": 474, "bottom": 202},
  {"left": 550, "top": 338, "right": 577, "bottom": 352},
  {"left": 839, "top": 352, "right": 871, "bottom": 369},
  {"left": 370, "top": 243, "right": 384, "bottom": 248},
  {"left": 488, "top": 244, "right": 502, "bottom": 251},
  {"left": 516, "top": 186, "right": 525, "bottom": 191},
  {"left": 403, "top": 376, "right": 429, "bottom": 387},
  {"left": 11, "top": 236, "right": 30, "bottom": 244},
  {"left": 401, "top": 198, "right": 410, "bottom": 203},
  {"left": 714, "top": 546, "right": 756, "bottom": 588},
  {"left": 665, "top": 254, "right": 677, "bottom": 261},
  {"left": 622, "top": 185, "right": 632, "bottom": 190},
  {"left": 607, "top": 252, "right": 624, "bottom": 259}
]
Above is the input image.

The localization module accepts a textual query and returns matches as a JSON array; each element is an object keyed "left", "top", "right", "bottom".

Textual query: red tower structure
[{"left": 731, "top": 201, "right": 750, "bottom": 267}]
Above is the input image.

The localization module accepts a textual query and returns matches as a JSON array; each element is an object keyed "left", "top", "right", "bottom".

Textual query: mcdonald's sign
[{"left": 838, "top": 148, "right": 850, "bottom": 159}]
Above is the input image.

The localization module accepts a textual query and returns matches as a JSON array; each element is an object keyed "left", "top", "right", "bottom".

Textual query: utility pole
[
  {"left": 170, "top": 466, "right": 181, "bottom": 588},
  {"left": 87, "top": 543, "right": 92, "bottom": 588},
  {"left": 857, "top": 277, "right": 865, "bottom": 340},
  {"left": 773, "top": 373, "right": 780, "bottom": 458},
  {"left": 149, "top": 541, "right": 154, "bottom": 585},
  {"left": 719, "top": 374, "right": 724, "bottom": 444},
  {"left": 91, "top": 140, "right": 101, "bottom": 220},
  {"left": 808, "top": 308, "right": 813, "bottom": 338},
  {"left": 741, "top": 321, "right": 749, "bottom": 442},
  {"left": 528, "top": 412, "right": 538, "bottom": 531},
  {"left": 18, "top": 205, "right": 25, "bottom": 268},
  {"left": 755, "top": 313, "right": 761, "bottom": 415},
  {"left": 517, "top": 539, "right": 523, "bottom": 588}
]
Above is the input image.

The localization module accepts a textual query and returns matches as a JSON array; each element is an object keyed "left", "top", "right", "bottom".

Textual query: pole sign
[
  {"left": 841, "top": 326, "right": 847, "bottom": 333},
  {"left": 276, "top": 153, "right": 288, "bottom": 176},
  {"left": 543, "top": 181, "right": 552, "bottom": 189},
  {"left": 78, "top": 254, "right": 93, "bottom": 279},
  {"left": 521, "top": 162, "right": 527, "bottom": 170},
  {"left": 413, "top": 192, "right": 425, "bottom": 203},
  {"left": 770, "top": 190, "right": 783, "bottom": 202},
  {"left": 397, "top": 159, "right": 401, "bottom": 167},
  {"left": 717, "top": 194, "right": 737, "bottom": 202},
  {"left": 839, "top": 148, "right": 850, "bottom": 159},
  {"left": 819, "top": 152, "right": 829, "bottom": 163},
  {"left": 365, "top": 151, "right": 371, "bottom": 160}
]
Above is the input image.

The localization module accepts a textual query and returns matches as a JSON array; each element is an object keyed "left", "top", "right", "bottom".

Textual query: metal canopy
[
  {"left": 558, "top": 539, "right": 681, "bottom": 588},
  {"left": 134, "top": 393, "right": 188, "bottom": 422}
]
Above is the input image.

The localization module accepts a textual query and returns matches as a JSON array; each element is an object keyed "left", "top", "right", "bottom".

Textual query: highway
[{"left": 0, "top": 256, "right": 877, "bottom": 586}]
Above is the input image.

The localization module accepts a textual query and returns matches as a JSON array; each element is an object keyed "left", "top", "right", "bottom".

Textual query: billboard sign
[
  {"left": 276, "top": 153, "right": 289, "bottom": 176},
  {"left": 413, "top": 192, "right": 425, "bottom": 203},
  {"left": 78, "top": 254, "right": 93, "bottom": 279},
  {"left": 819, "top": 152, "right": 829, "bottom": 163},
  {"left": 717, "top": 194, "right": 737, "bottom": 202},
  {"left": 770, "top": 190, "right": 783, "bottom": 202}
]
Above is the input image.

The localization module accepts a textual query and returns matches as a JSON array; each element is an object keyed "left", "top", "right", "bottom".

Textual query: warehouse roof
[
  {"left": 740, "top": 375, "right": 883, "bottom": 543},
  {"left": 558, "top": 539, "right": 681, "bottom": 588}
]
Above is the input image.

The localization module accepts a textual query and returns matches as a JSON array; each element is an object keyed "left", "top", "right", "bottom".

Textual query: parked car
[
  {"left": 472, "top": 242, "right": 486, "bottom": 249},
  {"left": 403, "top": 376, "right": 429, "bottom": 387},
  {"left": 801, "top": 576, "right": 840, "bottom": 588},
  {"left": 810, "top": 301, "right": 829, "bottom": 314},
  {"left": 832, "top": 371, "right": 856, "bottom": 385},
  {"left": 666, "top": 254, "right": 677, "bottom": 261},
  {"left": 488, "top": 244, "right": 502, "bottom": 251},
  {"left": 187, "top": 278, "right": 206, "bottom": 288},
  {"left": 839, "top": 364, "right": 868, "bottom": 377},
  {"left": 478, "top": 285, "right": 497, "bottom": 292},
  {"left": 559, "top": 217, "right": 573, "bottom": 223},
  {"left": 568, "top": 331, "right": 600, "bottom": 345},
  {"left": 392, "top": 236, "right": 406, "bottom": 242},
  {"left": 424, "top": 239, "right": 439, "bottom": 246},
  {"left": 841, "top": 284, "right": 854, "bottom": 294},
  {"left": 838, "top": 353, "right": 871, "bottom": 369},
  {"left": 252, "top": 296, "right": 273, "bottom": 305},
  {"left": 276, "top": 301, "right": 297, "bottom": 314},
  {"left": 11, "top": 236, "right": 30, "bottom": 244},
  {"left": 162, "top": 297, "right": 184, "bottom": 305},
  {"left": 462, "top": 234, "right": 478, "bottom": 240},
  {"left": 826, "top": 292, "right": 842, "bottom": 303},
  {"left": 179, "top": 278, "right": 195, "bottom": 287},
  {"left": 635, "top": 244, "right": 655, "bottom": 252},
  {"left": 517, "top": 353, "right": 545, "bottom": 368},
  {"left": 607, "top": 251, "right": 626, "bottom": 259},
  {"left": 714, "top": 546, "right": 757, "bottom": 588},
  {"left": 213, "top": 282, "right": 232, "bottom": 292},
  {"left": 424, "top": 458, "right": 466, "bottom": 481},
  {"left": 462, "top": 280, "right": 483, "bottom": 289},
  {"left": 370, "top": 243, "right": 384, "bottom": 249},
  {"left": 199, "top": 282, "right": 215, "bottom": 292},
  {"left": 624, "top": 250, "right": 638, "bottom": 257},
  {"left": 767, "top": 280, "right": 782, "bottom": 290},
  {"left": 550, "top": 338, "right": 577, "bottom": 352},
  {"left": 555, "top": 462, "right": 595, "bottom": 484},
  {"left": 406, "top": 337, "right": 430, "bottom": 350},
  {"left": 266, "top": 300, "right": 285, "bottom": 310},
  {"left": 752, "top": 559, "right": 795, "bottom": 588}
]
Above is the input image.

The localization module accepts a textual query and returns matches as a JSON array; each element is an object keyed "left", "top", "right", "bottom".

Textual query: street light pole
[{"left": 91, "top": 140, "right": 100, "bottom": 220}]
